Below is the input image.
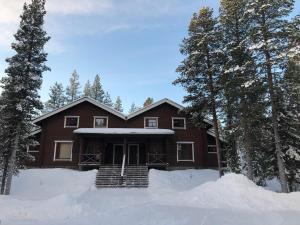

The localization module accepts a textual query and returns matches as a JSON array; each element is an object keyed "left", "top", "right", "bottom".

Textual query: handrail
[{"left": 121, "top": 154, "right": 126, "bottom": 177}]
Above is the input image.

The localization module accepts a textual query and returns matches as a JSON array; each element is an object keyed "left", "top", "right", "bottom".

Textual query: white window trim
[
  {"left": 177, "top": 141, "right": 195, "bottom": 162},
  {"left": 26, "top": 144, "right": 40, "bottom": 153},
  {"left": 144, "top": 117, "right": 159, "bottom": 129},
  {"left": 64, "top": 116, "right": 80, "bottom": 128},
  {"left": 53, "top": 140, "right": 73, "bottom": 162},
  {"left": 172, "top": 117, "right": 186, "bottom": 130},
  {"left": 208, "top": 144, "right": 217, "bottom": 154},
  {"left": 93, "top": 116, "right": 109, "bottom": 128}
]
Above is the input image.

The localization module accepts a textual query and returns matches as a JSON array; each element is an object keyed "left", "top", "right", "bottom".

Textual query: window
[
  {"left": 208, "top": 145, "right": 217, "bottom": 154},
  {"left": 177, "top": 142, "right": 194, "bottom": 162},
  {"left": 94, "top": 116, "right": 108, "bottom": 128},
  {"left": 64, "top": 116, "right": 79, "bottom": 128},
  {"left": 144, "top": 117, "right": 158, "bottom": 128},
  {"left": 172, "top": 117, "right": 186, "bottom": 129},
  {"left": 27, "top": 144, "right": 40, "bottom": 153},
  {"left": 53, "top": 141, "right": 73, "bottom": 161}
]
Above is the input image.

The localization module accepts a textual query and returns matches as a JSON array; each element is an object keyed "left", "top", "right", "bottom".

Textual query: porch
[{"left": 74, "top": 128, "right": 174, "bottom": 169}]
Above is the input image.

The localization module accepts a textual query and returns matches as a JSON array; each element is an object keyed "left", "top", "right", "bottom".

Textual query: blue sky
[{"left": 0, "top": 0, "right": 299, "bottom": 112}]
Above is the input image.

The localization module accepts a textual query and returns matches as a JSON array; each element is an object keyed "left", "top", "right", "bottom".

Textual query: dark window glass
[
  {"left": 65, "top": 117, "right": 78, "bottom": 127},
  {"left": 178, "top": 143, "right": 193, "bottom": 161},
  {"left": 173, "top": 118, "right": 185, "bottom": 128}
]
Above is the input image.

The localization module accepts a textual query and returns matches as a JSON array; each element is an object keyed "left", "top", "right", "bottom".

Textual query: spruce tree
[
  {"left": 44, "top": 82, "right": 65, "bottom": 112},
  {"left": 219, "top": 0, "right": 268, "bottom": 181},
  {"left": 0, "top": 0, "right": 49, "bottom": 195},
  {"left": 83, "top": 80, "right": 92, "bottom": 98},
  {"left": 66, "top": 70, "right": 80, "bottom": 103},
  {"left": 174, "top": 7, "right": 224, "bottom": 177},
  {"left": 114, "top": 96, "right": 123, "bottom": 112},
  {"left": 103, "top": 92, "right": 113, "bottom": 107},
  {"left": 91, "top": 74, "right": 105, "bottom": 103},
  {"left": 129, "top": 102, "right": 140, "bottom": 113},
  {"left": 246, "top": 0, "right": 295, "bottom": 193},
  {"left": 143, "top": 97, "right": 154, "bottom": 107}
]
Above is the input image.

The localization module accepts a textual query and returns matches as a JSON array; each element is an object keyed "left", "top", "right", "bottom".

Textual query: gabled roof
[
  {"left": 32, "top": 97, "right": 126, "bottom": 123},
  {"left": 33, "top": 97, "right": 214, "bottom": 126},
  {"left": 127, "top": 98, "right": 184, "bottom": 119}
]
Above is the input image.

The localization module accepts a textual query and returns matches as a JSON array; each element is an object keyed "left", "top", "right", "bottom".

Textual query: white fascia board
[
  {"left": 127, "top": 98, "right": 184, "bottom": 120},
  {"left": 33, "top": 97, "right": 126, "bottom": 124}
]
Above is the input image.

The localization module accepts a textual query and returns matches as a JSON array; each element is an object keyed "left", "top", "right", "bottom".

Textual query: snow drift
[{"left": 0, "top": 169, "right": 299, "bottom": 225}]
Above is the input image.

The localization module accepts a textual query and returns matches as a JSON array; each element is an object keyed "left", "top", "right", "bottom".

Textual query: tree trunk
[
  {"left": 241, "top": 118, "right": 254, "bottom": 180},
  {"left": 0, "top": 156, "right": 9, "bottom": 194},
  {"left": 260, "top": 11, "right": 289, "bottom": 193},
  {"left": 4, "top": 125, "right": 20, "bottom": 195}
]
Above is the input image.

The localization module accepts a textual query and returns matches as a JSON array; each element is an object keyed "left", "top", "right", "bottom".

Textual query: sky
[{"left": 0, "top": 0, "right": 299, "bottom": 112}]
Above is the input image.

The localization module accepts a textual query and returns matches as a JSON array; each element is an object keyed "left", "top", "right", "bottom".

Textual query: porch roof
[{"left": 73, "top": 128, "right": 175, "bottom": 135}]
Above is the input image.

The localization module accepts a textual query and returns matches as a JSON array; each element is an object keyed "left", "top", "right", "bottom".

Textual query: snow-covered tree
[
  {"left": 91, "top": 74, "right": 105, "bottom": 103},
  {"left": 66, "top": 70, "right": 80, "bottom": 103},
  {"left": 246, "top": 0, "right": 295, "bottom": 193},
  {"left": 103, "top": 92, "right": 113, "bottom": 107},
  {"left": 114, "top": 96, "right": 123, "bottom": 112},
  {"left": 0, "top": 0, "right": 50, "bottom": 195},
  {"left": 44, "top": 82, "right": 65, "bottom": 112},
  {"left": 143, "top": 97, "right": 153, "bottom": 107},
  {"left": 83, "top": 80, "right": 92, "bottom": 98},
  {"left": 129, "top": 102, "right": 140, "bottom": 113},
  {"left": 174, "top": 7, "right": 224, "bottom": 177},
  {"left": 219, "top": 0, "right": 268, "bottom": 181}
]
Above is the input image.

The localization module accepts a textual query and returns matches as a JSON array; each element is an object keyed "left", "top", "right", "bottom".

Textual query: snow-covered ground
[{"left": 0, "top": 169, "right": 300, "bottom": 225}]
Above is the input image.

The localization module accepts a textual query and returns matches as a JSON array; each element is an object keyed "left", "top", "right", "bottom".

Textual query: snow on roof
[
  {"left": 33, "top": 97, "right": 126, "bottom": 123},
  {"left": 73, "top": 128, "right": 175, "bottom": 135}
]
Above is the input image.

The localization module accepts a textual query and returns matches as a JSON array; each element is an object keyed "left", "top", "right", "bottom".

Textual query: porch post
[{"left": 79, "top": 137, "right": 85, "bottom": 170}]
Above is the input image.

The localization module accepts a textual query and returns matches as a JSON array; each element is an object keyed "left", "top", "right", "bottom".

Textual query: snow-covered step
[{"left": 96, "top": 165, "right": 149, "bottom": 188}]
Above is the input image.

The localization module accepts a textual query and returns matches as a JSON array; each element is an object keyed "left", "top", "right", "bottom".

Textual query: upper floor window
[
  {"left": 208, "top": 145, "right": 217, "bottom": 154},
  {"left": 64, "top": 116, "right": 79, "bottom": 128},
  {"left": 144, "top": 117, "right": 158, "bottom": 128},
  {"left": 172, "top": 117, "right": 186, "bottom": 129},
  {"left": 94, "top": 116, "right": 108, "bottom": 128},
  {"left": 177, "top": 142, "right": 194, "bottom": 162}
]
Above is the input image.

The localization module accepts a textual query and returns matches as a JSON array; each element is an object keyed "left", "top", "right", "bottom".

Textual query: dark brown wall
[{"left": 32, "top": 101, "right": 218, "bottom": 168}]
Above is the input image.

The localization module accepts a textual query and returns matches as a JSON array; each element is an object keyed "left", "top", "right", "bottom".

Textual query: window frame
[
  {"left": 207, "top": 145, "right": 217, "bottom": 154},
  {"left": 26, "top": 143, "right": 40, "bottom": 153},
  {"left": 177, "top": 141, "right": 195, "bottom": 162},
  {"left": 144, "top": 117, "right": 159, "bottom": 129},
  {"left": 53, "top": 140, "right": 73, "bottom": 162},
  {"left": 64, "top": 116, "right": 80, "bottom": 128},
  {"left": 172, "top": 117, "right": 186, "bottom": 130},
  {"left": 93, "top": 116, "right": 109, "bottom": 128}
]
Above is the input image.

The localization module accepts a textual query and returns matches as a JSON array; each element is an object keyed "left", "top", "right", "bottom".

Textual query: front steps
[{"left": 96, "top": 165, "right": 149, "bottom": 188}]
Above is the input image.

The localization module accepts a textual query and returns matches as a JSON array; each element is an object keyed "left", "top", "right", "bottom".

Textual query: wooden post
[{"left": 79, "top": 137, "right": 85, "bottom": 170}]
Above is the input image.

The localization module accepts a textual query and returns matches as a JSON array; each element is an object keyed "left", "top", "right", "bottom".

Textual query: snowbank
[{"left": 0, "top": 168, "right": 299, "bottom": 225}]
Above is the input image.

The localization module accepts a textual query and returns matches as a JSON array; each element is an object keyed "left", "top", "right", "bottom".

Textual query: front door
[
  {"left": 113, "top": 144, "right": 124, "bottom": 164},
  {"left": 128, "top": 144, "right": 139, "bottom": 165}
]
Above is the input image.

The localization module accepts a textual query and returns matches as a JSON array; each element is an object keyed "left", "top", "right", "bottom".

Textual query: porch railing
[
  {"left": 147, "top": 153, "right": 167, "bottom": 165},
  {"left": 79, "top": 153, "right": 101, "bottom": 165}
]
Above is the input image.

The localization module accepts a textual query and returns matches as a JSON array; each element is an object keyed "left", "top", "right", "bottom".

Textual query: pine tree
[
  {"left": 246, "top": 0, "right": 295, "bottom": 193},
  {"left": 66, "top": 70, "right": 80, "bottom": 103},
  {"left": 143, "top": 97, "right": 154, "bottom": 107},
  {"left": 83, "top": 80, "right": 92, "bottom": 98},
  {"left": 174, "top": 7, "right": 224, "bottom": 177},
  {"left": 103, "top": 92, "right": 113, "bottom": 107},
  {"left": 91, "top": 74, "right": 105, "bottom": 103},
  {"left": 219, "top": 0, "right": 268, "bottom": 181},
  {"left": 114, "top": 96, "right": 123, "bottom": 112},
  {"left": 0, "top": 0, "right": 50, "bottom": 195},
  {"left": 129, "top": 102, "right": 140, "bottom": 113},
  {"left": 44, "top": 82, "right": 65, "bottom": 112}
]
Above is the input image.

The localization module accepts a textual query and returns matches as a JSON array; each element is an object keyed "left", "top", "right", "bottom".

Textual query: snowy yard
[{"left": 0, "top": 169, "right": 300, "bottom": 225}]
